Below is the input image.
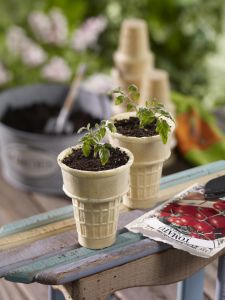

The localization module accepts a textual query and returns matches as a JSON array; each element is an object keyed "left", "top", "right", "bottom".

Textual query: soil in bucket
[
  {"left": 1, "top": 102, "right": 101, "bottom": 134},
  {"left": 114, "top": 116, "right": 157, "bottom": 137},
  {"left": 63, "top": 147, "right": 129, "bottom": 171}
]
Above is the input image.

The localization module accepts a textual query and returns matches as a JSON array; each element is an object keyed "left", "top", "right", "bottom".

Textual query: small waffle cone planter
[
  {"left": 57, "top": 145, "right": 133, "bottom": 249},
  {"left": 109, "top": 112, "right": 175, "bottom": 209}
]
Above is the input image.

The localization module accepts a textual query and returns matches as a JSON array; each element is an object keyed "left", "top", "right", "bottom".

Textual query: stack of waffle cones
[{"left": 112, "top": 18, "right": 174, "bottom": 117}]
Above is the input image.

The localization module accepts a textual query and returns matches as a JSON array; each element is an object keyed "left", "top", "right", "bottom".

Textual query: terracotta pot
[
  {"left": 109, "top": 112, "right": 175, "bottom": 209},
  {"left": 58, "top": 145, "right": 134, "bottom": 249}
]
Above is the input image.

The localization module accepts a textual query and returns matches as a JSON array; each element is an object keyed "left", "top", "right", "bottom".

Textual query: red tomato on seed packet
[{"left": 126, "top": 184, "right": 225, "bottom": 258}]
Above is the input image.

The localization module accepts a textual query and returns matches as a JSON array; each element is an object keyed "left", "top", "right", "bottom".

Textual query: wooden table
[{"left": 1, "top": 161, "right": 225, "bottom": 300}]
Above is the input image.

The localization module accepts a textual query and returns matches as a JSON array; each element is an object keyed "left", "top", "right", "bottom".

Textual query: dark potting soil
[
  {"left": 114, "top": 117, "right": 157, "bottom": 137},
  {"left": 1, "top": 103, "right": 100, "bottom": 134},
  {"left": 63, "top": 147, "right": 129, "bottom": 171}
]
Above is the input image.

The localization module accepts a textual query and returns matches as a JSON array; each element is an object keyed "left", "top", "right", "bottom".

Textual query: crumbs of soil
[
  {"left": 1, "top": 103, "right": 100, "bottom": 135},
  {"left": 63, "top": 147, "right": 129, "bottom": 171},
  {"left": 114, "top": 117, "right": 157, "bottom": 137}
]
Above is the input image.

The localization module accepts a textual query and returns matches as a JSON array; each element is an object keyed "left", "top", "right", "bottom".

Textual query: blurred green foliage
[{"left": 0, "top": 0, "right": 223, "bottom": 99}]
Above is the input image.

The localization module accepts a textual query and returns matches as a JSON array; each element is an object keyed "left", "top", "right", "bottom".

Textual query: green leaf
[
  {"left": 94, "top": 132, "right": 102, "bottom": 143},
  {"left": 99, "top": 127, "right": 106, "bottom": 139},
  {"left": 115, "top": 95, "right": 124, "bottom": 105},
  {"left": 127, "top": 103, "right": 134, "bottom": 111},
  {"left": 156, "top": 119, "right": 170, "bottom": 144},
  {"left": 130, "top": 91, "right": 140, "bottom": 101},
  {"left": 99, "top": 147, "right": 110, "bottom": 165},
  {"left": 82, "top": 141, "right": 91, "bottom": 157},
  {"left": 107, "top": 122, "right": 117, "bottom": 133},
  {"left": 128, "top": 84, "right": 138, "bottom": 93},
  {"left": 137, "top": 108, "right": 155, "bottom": 127},
  {"left": 94, "top": 144, "right": 101, "bottom": 157},
  {"left": 104, "top": 143, "right": 112, "bottom": 149},
  {"left": 159, "top": 109, "right": 175, "bottom": 123},
  {"left": 128, "top": 85, "right": 140, "bottom": 101}
]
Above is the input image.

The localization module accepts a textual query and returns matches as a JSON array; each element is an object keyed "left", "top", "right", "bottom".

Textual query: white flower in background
[
  {"left": 6, "top": 25, "right": 47, "bottom": 67},
  {"left": 28, "top": 11, "right": 51, "bottom": 43},
  {"left": 21, "top": 42, "right": 47, "bottom": 67},
  {"left": 41, "top": 56, "right": 71, "bottom": 82},
  {"left": 49, "top": 8, "right": 68, "bottom": 46},
  {"left": 0, "top": 63, "right": 12, "bottom": 85},
  {"left": 6, "top": 26, "right": 28, "bottom": 55},
  {"left": 71, "top": 16, "right": 107, "bottom": 52},
  {"left": 28, "top": 8, "right": 68, "bottom": 46}
]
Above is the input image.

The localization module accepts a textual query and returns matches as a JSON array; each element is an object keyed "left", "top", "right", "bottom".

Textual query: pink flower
[
  {"left": 41, "top": 56, "right": 71, "bottom": 82},
  {"left": 28, "top": 11, "right": 51, "bottom": 43},
  {"left": 6, "top": 26, "right": 47, "bottom": 67},
  {"left": 0, "top": 63, "right": 12, "bottom": 85},
  {"left": 6, "top": 26, "right": 27, "bottom": 55},
  {"left": 21, "top": 43, "right": 47, "bottom": 67},
  {"left": 71, "top": 16, "right": 107, "bottom": 52},
  {"left": 28, "top": 8, "right": 68, "bottom": 46}
]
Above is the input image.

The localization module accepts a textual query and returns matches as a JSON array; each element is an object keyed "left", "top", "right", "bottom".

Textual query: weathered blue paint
[
  {"left": 216, "top": 254, "right": 225, "bottom": 300},
  {"left": 0, "top": 205, "right": 73, "bottom": 238},
  {"left": 36, "top": 239, "right": 169, "bottom": 285},
  {"left": 160, "top": 160, "right": 225, "bottom": 190},
  {"left": 176, "top": 269, "right": 204, "bottom": 300},
  {"left": 48, "top": 286, "right": 65, "bottom": 300},
  {"left": 5, "top": 232, "right": 145, "bottom": 283}
]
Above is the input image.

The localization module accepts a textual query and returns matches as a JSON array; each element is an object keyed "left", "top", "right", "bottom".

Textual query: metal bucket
[{"left": 0, "top": 83, "right": 111, "bottom": 195}]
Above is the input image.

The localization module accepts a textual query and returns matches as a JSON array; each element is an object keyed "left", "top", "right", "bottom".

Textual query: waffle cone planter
[
  {"left": 58, "top": 145, "right": 133, "bottom": 249},
  {"left": 109, "top": 112, "right": 175, "bottom": 209}
]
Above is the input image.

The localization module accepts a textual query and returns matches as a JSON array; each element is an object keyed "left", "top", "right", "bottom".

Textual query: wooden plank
[
  {"left": 115, "top": 284, "right": 177, "bottom": 300},
  {"left": 0, "top": 210, "right": 142, "bottom": 277},
  {"left": 2, "top": 161, "right": 225, "bottom": 286},
  {"left": 0, "top": 229, "right": 78, "bottom": 277},
  {"left": 160, "top": 160, "right": 225, "bottom": 189},
  {"left": 0, "top": 176, "right": 43, "bottom": 221},
  {"left": 0, "top": 205, "right": 73, "bottom": 238},
  {"left": 0, "top": 280, "right": 37, "bottom": 300},
  {"left": 32, "top": 193, "right": 70, "bottom": 211},
  {"left": 67, "top": 248, "right": 224, "bottom": 300},
  {"left": 1, "top": 161, "right": 224, "bottom": 239},
  {"left": 0, "top": 218, "right": 75, "bottom": 250},
  {"left": 35, "top": 238, "right": 169, "bottom": 285},
  {"left": 5, "top": 232, "right": 167, "bottom": 284},
  {"left": 2, "top": 165, "right": 223, "bottom": 249}
]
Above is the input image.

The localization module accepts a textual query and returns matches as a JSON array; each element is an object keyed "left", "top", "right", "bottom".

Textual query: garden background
[{"left": 0, "top": 0, "right": 225, "bottom": 109}]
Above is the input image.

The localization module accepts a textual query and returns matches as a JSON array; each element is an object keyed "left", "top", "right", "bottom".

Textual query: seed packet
[{"left": 126, "top": 184, "right": 225, "bottom": 258}]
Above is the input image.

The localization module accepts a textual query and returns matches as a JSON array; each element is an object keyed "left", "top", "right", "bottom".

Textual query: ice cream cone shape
[
  {"left": 109, "top": 112, "right": 175, "bottom": 209},
  {"left": 57, "top": 145, "right": 134, "bottom": 249},
  {"left": 114, "top": 19, "right": 154, "bottom": 83},
  {"left": 124, "top": 162, "right": 163, "bottom": 209},
  {"left": 72, "top": 196, "right": 121, "bottom": 249},
  {"left": 116, "top": 18, "right": 151, "bottom": 60}
]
